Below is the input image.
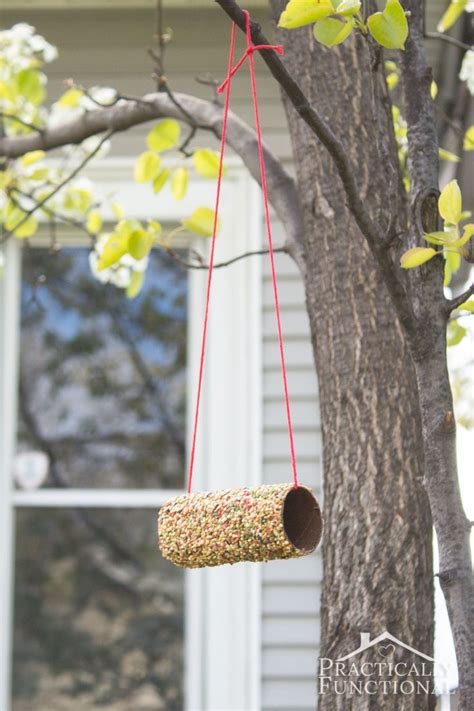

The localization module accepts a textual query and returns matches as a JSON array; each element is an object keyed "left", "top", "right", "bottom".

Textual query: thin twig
[
  {"left": 425, "top": 32, "right": 472, "bottom": 52},
  {"left": 178, "top": 125, "right": 197, "bottom": 156},
  {"left": 155, "top": 0, "right": 166, "bottom": 89},
  {"left": 0, "top": 112, "right": 44, "bottom": 134},
  {"left": 435, "top": 105, "right": 465, "bottom": 137},
  {"left": 195, "top": 74, "right": 221, "bottom": 102},
  {"left": 447, "top": 283, "right": 474, "bottom": 313},
  {"left": 11, "top": 187, "right": 93, "bottom": 239},
  {"left": 166, "top": 245, "right": 287, "bottom": 270},
  {"left": 2, "top": 130, "right": 114, "bottom": 242}
]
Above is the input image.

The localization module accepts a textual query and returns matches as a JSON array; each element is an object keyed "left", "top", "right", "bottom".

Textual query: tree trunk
[
  {"left": 271, "top": 8, "right": 434, "bottom": 709},
  {"left": 413, "top": 339, "right": 474, "bottom": 708}
]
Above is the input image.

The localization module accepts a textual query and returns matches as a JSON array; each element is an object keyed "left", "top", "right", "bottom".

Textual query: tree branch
[
  {"left": 447, "top": 283, "right": 474, "bottom": 313},
  {"left": 0, "top": 91, "right": 306, "bottom": 273},
  {"left": 401, "top": 2, "right": 440, "bottom": 206},
  {"left": 399, "top": 0, "right": 446, "bottom": 343},
  {"left": 166, "top": 244, "right": 286, "bottom": 270},
  {"left": 0, "top": 111, "right": 44, "bottom": 134},
  {"left": 425, "top": 32, "right": 472, "bottom": 52}
]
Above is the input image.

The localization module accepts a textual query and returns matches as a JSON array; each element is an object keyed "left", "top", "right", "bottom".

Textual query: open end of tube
[{"left": 283, "top": 486, "right": 323, "bottom": 552}]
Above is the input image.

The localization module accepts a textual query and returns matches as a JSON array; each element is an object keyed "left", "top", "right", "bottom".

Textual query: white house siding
[{"left": 260, "top": 217, "right": 322, "bottom": 710}]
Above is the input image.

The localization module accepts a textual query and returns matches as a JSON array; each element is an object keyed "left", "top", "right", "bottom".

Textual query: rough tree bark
[{"left": 269, "top": 3, "right": 434, "bottom": 709}]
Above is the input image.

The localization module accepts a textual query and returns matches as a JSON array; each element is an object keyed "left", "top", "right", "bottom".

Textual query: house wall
[
  {"left": 1, "top": 5, "right": 448, "bottom": 709},
  {"left": 260, "top": 231, "right": 322, "bottom": 711}
]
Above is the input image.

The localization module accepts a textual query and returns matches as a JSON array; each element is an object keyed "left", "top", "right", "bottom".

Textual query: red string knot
[{"left": 217, "top": 43, "right": 284, "bottom": 94}]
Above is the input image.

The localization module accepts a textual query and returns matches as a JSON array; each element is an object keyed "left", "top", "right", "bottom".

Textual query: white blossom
[
  {"left": 459, "top": 50, "right": 474, "bottom": 96},
  {"left": 47, "top": 103, "right": 84, "bottom": 129},
  {"left": 77, "top": 86, "right": 118, "bottom": 112},
  {"left": 0, "top": 24, "right": 57, "bottom": 68},
  {"left": 29, "top": 34, "right": 58, "bottom": 63},
  {"left": 10, "top": 23, "right": 35, "bottom": 39},
  {"left": 79, "top": 135, "right": 111, "bottom": 159},
  {"left": 89, "top": 234, "right": 149, "bottom": 291},
  {"left": 113, "top": 267, "right": 132, "bottom": 288},
  {"left": 466, "top": 1, "right": 474, "bottom": 12},
  {"left": 89, "top": 251, "right": 110, "bottom": 284}
]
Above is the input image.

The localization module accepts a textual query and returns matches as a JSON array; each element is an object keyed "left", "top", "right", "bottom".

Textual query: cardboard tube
[{"left": 158, "top": 483, "right": 323, "bottom": 568}]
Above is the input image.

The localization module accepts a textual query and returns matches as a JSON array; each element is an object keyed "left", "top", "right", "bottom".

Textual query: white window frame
[{"left": 0, "top": 158, "right": 263, "bottom": 711}]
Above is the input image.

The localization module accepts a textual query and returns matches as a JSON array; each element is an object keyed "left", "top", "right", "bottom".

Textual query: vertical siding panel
[{"left": 261, "top": 223, "right": 322, "bottom": 710}]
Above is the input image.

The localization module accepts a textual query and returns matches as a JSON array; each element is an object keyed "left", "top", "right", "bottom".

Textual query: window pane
[
  {"left": 16, "top": 246, "right": 187, "bottom": 489},
  {"left": 12, "top": 507, "right": 183, "bottom": 710}
]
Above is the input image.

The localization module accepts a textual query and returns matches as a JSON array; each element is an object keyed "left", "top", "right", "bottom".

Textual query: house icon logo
[
  {"left": 336, "top": 631, "right": 435, "bottom": 662},
  {"left": 319, "top": 631, "right": 451, "bottom": 700}
]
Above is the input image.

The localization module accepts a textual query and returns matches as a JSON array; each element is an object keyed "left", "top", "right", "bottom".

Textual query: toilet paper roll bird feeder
[{"left": 158, "top": 483, "right": 322, "bottom": 568}]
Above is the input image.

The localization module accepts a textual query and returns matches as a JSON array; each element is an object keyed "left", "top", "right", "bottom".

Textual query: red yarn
[{"left": 187, "top": 11, "right": 299, "bottom": 494}]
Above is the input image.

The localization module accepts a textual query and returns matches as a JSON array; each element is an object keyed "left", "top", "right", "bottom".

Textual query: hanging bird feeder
[
  {"left": 159, "top": 483, "right": 322, "bottom": 568},
  {"left": 158, "top": 11, "right": 323, "bottom": 569}
]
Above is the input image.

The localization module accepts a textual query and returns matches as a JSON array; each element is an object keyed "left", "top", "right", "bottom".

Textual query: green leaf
[
  {"left": 278, "top": 0, "right": 335, "bottom": 29},
  {"left": 444, "top": 249, "right": 461, "bottom": 286},
  {"left": 29, "top": 168, "right": 49, "bottom": 181},
  {"left": 0, "top": 170, "right": 13, "bottom": 190},
  {"left": 116, "top": 219, "right": 142, "bottom": 239},
  {"left": 126, "top": 271, "right": 144, "bottom": 299},
  {"left": 86, "top": 210, "right": 103, "bottom": 235},
  {"left": 181, "top": 207, "right": 219, "bottom": 237},
  {"left": 439, "top": 180, "right": 462, "bottom": 225},
  {"left": 463, "top": 126, "right": 474, "bottom": 151},
  {"left": 16, "top": 69, "right": 45, "bottom": 105},
  {"left": 447, "top": 321, "right": 467, "bottom": 347},
  {"left": 111, "top": 202, "right": 124, "bottom": 220},
  {"left": 152, "top": 168, "right": 171, "bottom": 193},
  {"left": 431, "top": 81, "right": 438, "bottom": 100},
  {"left": 0, "top": 80, "right": 16, "bottom": 103},
  {"left": 400, "top": 247, "right": 437, "bottom": 268},
  {"left": 147, "top": 219, "right": 162, "bottom": 236},
  {"left": 21, "top": 150, "right": 46, "bottom": 166},
  {"left": 127, "top": 230, "right": 153, "bottom": 260},
  {"left": 437, "top": 0, "right": 467, "bottom": 33},
  {"left": 14, "top": 215, "right": 38, "bottom": 239},
  {"left": 367, "top": 0, "right": 408, "bottom": 50},
  {"left": 193, "top": 149, "right": 224, "bottom": 179},
  {"left": 314, "top": 17, "right": 354, "bottom": 47},
  {"left": 386, "top": 72, "right": 399, "bottom": 90},
  {"left": 56, "top": 87, "right": 83, "bottom": 108},
  {"left": 63, "top": 188, "right": 92, "bottom": 214},
  {"left": 423, "top": 230, "right": 455, "bottom": 245},
  {"left": 134, "top": 151, "right": 161, "bottom": 183},
  {"left": 455, "top": 299, "right": 474, "bottom": 313},
  {"left": 335, "top": 0, "right": 361, "bottom": 17},
  {"left": 5, "top": 203, "right": 38, "bottom": 238},
  {"left": 171, "top": 167, "right": 188, "bottom": 200},
  {"left": 451, "top": 224, "right": 474, "bottom": 248},
  {"left": 439, "top": 148, "right": 460, "bottom": 163},
  {"left": 97, "top": 233, "right": 128, "bottom": 271},
  {"left": 147, "top": 119, "right": 181, "bottom": 152}
]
